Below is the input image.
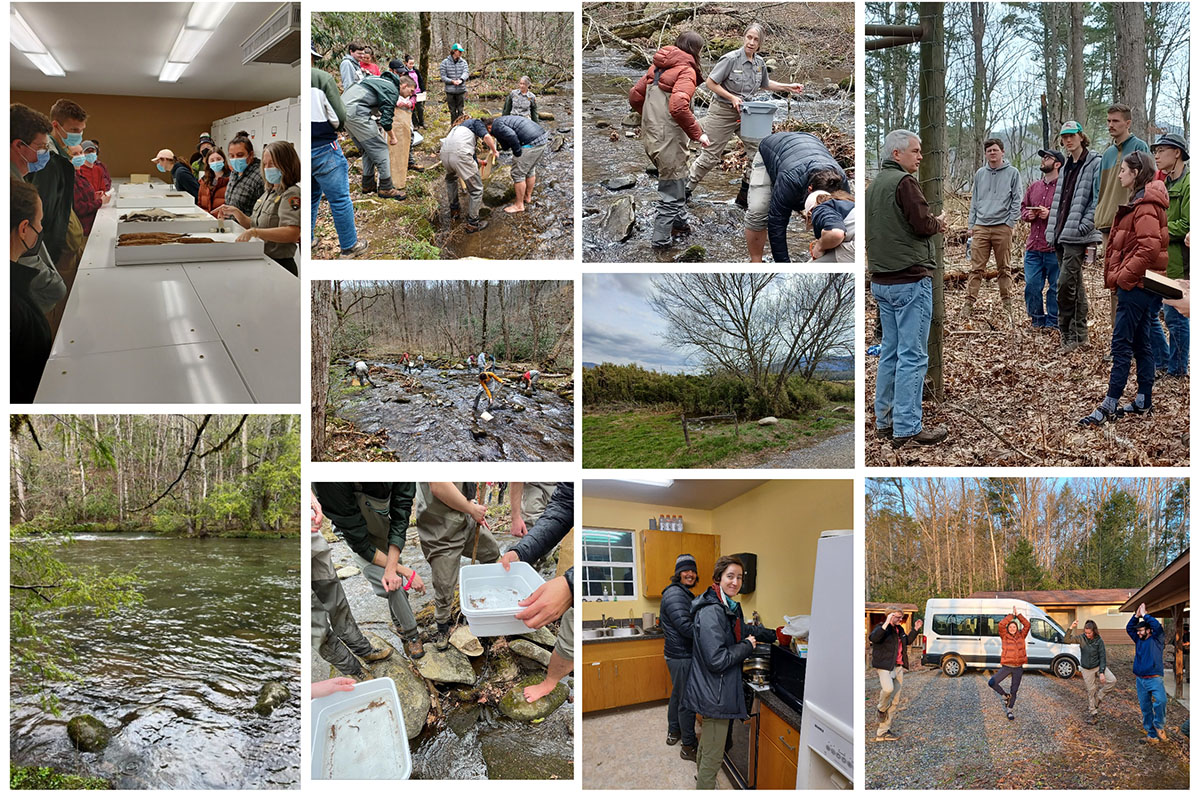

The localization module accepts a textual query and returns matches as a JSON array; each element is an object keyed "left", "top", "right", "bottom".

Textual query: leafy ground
[
  {"left": 865, "top": 645, "right": 1189, "bottom": 789},
  {"left": 583, "top": 404, "right": 854, "bottom": 468},
  {"left": 865, "top": 256, "right": 1190, "bottom": 466}
]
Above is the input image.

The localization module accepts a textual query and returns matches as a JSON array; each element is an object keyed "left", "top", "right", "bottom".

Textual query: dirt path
[
  {"left": 720, "top": 424, "right": 854, "bottom": 469},
  {"left": 864, "top": 648, "right": 1189, "bottom": 789}
]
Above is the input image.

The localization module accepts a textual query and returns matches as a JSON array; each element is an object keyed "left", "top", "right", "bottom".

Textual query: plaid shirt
[{"left": 224, "top": 162, "right": 265, "bottom": 216}]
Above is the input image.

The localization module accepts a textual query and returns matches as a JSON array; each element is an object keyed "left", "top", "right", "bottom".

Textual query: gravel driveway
[{"left": 865, "top": 646, "right": 1189, "bottom": 789}]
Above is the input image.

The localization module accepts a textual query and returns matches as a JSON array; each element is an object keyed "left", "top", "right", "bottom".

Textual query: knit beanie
[{"left": 674, "top": 553, "right": 697, "bottom": 578}]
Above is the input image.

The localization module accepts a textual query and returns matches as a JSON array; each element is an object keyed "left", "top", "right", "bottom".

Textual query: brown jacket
[
  {"left": 629, "top": 46, "right": 703, "bottom": 141},
  {"left": 198, "top": 175, "right": 229, "bottom": 215},
  {"left": 1104, "top": 179, "right": 1169, "bottom": 291},
  {"left": 999, "top": 613, "right": 1030, "bottom": 667}
]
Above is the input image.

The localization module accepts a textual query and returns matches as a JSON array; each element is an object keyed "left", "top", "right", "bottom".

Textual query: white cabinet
[{"left": 210, "top": 97, "right": 300, "bottom": 151}]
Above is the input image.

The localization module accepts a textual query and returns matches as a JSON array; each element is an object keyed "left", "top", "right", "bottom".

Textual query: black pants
[
  {"left": 272, "top": 256, "right": 298, "bottom": 276},
  {"left": 413, "top": 101, "right": 425, "bottom": 127},
  {"left": 447, "top": 93, "right": 465, "bottom": 123},
  {"left": 989, "top": 665, "right": 1023, "bottom": 707}
]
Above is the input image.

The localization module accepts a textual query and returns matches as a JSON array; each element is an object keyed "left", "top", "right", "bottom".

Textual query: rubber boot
[
  {"left": 362, "top": 175, "right": 377, "bottom": 194},
  {"left": 651, "top": 178, "right": 686, "bottom": 247},
  {"left": 734, "top": 180, "right": 750, "bottom": 210},
  {"left": 434, "top": 622, "right": 452, "bottom": 651},
  {"left": 466, "top": 216, "right": 488, "bottom": 233}
]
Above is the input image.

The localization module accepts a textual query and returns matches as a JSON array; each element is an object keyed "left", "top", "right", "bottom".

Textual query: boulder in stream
[
  {"left": 538, "top": 112, "right": 556, "bottom": 121},
  {"left": 66, "top": 714, "right": 110, "bottom": 752},
  {"left": 622, "top": 111, "right": 642, "bottom": 127},
  {"left": 517, "top": 625, "right": 558, "bottom": 648},
  {"left": 604, "top": 175, "right": 637, "bottom": 191},
  {"left": 599, "top": 196, "right": 636, "bottom": 242},
  {"left": 364, "top": 633, "right": 429, "bottom": 740},
  {"left": 450, "top": 626, "right": 484, "bottom": 657},
  {"left": 509, "top": 638, "right": 552, "bottom": 669},
  {"left": 488, "top": 644, "right": 522, "bottom": 683},
  {"left": 497, "top": 675, "right": 568, "bottom": 722},
  {"left": 416, "top": 645, "right": 476, "bottom": 685},
  {"left": 253, "top": 681, "right": 291, "bottom": 715},
  {"left": 446, "top": 704, "right": 482, "bottom": 737},
  {"left": 550, "top": 134, "right": 565, "bottom": 152},
  {"left": 676, "top": 245, "right": 707, "bottom": 262}
]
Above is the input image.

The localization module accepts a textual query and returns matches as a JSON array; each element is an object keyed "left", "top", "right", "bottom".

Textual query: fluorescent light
[
  {"left": 24, "top": 52, "right": 65, "bottom": 77},
  {"left": 612, "top": 479, "right": 675, "bottom": 487},
  {"left": 168, "top": 26, "right": 211, "bottom": 63},
  {"left": 186, "top": 1, "right": 234, "bottom": 30},
  {"left": 10, "top": 10, "right": 45, "bottom": 53},
  {"left": 159, "top": 61, "right": 188, "bottom": 83}
]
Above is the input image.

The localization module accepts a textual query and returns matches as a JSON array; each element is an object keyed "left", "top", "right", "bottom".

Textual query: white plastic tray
[
  {"left": 459, "top": 561, "right": 545, "bottom": 636},
  {"left": 311, "top": 678, "right": 411, "bottom": 780},
  {"left": 114, "top": 219, "right": 264, "bottom": 265},
  {"left": 114, "top": 182, "right": 196, "bottom": 207}
]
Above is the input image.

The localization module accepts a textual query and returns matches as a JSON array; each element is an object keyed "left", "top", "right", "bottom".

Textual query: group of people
[
  {"left": 627, "top": 23, "right": 854, "bottom": 262},
  {"left": 659, "top": 553, "right": 776, "bottom": 789},
  {"left": 310, "top": 482, "right": 574, "bottom": 706},
  {"left": 870, "top": 603, "right": 1176, "bottom": 745}
]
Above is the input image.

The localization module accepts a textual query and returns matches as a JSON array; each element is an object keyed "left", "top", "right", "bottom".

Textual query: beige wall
[
  {"left": 12, "top": 91, "right": 275, "bottom": 179},
  {"left": 1049, "top": 603, "right": 1129, "bottom": 634}
]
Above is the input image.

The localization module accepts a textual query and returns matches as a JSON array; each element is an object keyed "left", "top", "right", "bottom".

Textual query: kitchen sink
[{"left": 582, "top": 626, "right": 644, "bottom": 640}]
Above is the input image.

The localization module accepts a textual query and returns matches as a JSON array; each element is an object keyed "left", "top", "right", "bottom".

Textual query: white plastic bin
[
  {"left": 311, "top": 678, "right": 411, "bottom": 780},
  {"left": 739, "top": 100, "right": 777, "bottom": 140},
  {"left": 459, "top": 562, "right": 545, "bottom": 636}
]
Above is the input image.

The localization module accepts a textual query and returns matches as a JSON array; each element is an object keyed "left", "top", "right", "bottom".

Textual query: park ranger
[
  {"left": 414, "top": 482, "right": 500, "bottom": 650},
  {"left": 685, "top": 23, "right": 804, "bottom": 209}
]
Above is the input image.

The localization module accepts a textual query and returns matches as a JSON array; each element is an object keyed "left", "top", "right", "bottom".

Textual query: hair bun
[{"left": 236, "top": 130, "right": 249, "bottom": 137}]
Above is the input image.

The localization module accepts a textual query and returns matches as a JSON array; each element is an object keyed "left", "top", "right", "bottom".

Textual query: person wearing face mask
[
  {"left": 33, "top": 99, "right": 88, "bottom": 275},
  {"left": 214, "top": 141, "right": 301, "bottom": 276},
  {"left": 10, "top": 179, "right": 53, "bottom": 403},
  {"left": 78, "top": 140, "right": 111, "bottom": 195},
  {"left": 68, "top": 144, "right": 102, "bottom": 236},
  {"left": 682, "top": 555, "right": 776, "bottom": 789},
  {"left": 189, "top": 133, "right": 216, "bottom": 180},
  {"left": 197, "top": 148, "right": 230, "bottom": 215},
  {"left": 224, "top": 132, "right": 265, "bottom": 218},
  {"left": 150, "top": 149, "right": 200, "bottom": 201},
  {"left": 1127, "top": 603, "right": 1167, "bottom": 744},
  {"left": 9, "top": 104, "right": 66, "bottom": 315}
]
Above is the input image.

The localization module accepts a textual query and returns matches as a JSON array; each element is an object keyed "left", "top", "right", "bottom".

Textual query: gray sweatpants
[
  {"left": 688, "top": 100, "right": 759, "bottom": 189},
  {"left": 342, "top": 83, "right": 393, "bottom": 188}
]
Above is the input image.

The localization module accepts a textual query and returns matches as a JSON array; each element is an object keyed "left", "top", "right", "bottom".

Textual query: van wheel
[
  {"left": 941, "top": 655, "right": 964, "bottom": 677},
  {"left": 1052, "top": 656, "right": 1076, "bottom": 679}
]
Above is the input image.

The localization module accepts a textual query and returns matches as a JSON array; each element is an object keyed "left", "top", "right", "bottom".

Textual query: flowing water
[
  {"left": 10, "top": 534, "right": 301, "bottom": 789},
  {"left": 336, "top": 360, "right": 574, "bottom": 462},
  {"left": 581, "top": 50, "right": 853, "bottom": 263}
]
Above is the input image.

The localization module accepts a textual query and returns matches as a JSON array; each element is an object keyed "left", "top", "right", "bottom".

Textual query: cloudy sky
[{"left": 582, "top": 273, "right": 697, "bottom": 373}]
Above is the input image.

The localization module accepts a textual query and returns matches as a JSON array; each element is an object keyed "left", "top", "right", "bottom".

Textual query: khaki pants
[
  {"left": 352, "top": 551, "right": 419, "bottom": 638},
  {"left": 744, "top": 152, "right": 771, "bottom": 231},
  {"left": 688, "top": 100, "right": 759, "bottom": 189},
  {"left": 389, "top": 108, "right": 412, "bottom": 190},
  {"left": 968, "top": 224, "right": 1014, "bottom": 301},
  {"left": 512, "top": 143, "right": 546, "bottom": 182},
  {"left": 417, "top": 509, "right": 500, "bottom": 624},
  {"left": 553, "top": 606, "right": 574, "bottom": 661},
  {"left": 521, "top": 482, "right": 557, "bottom": 529},
  {"left": 876, "top": 666, "right": 904, "bottom": 737},
  {"left": 1081, "top": 666, "right": 1117, "bottom": 713},
  {"left": 441, "top": 143, "right": 484, "bottom": 220},
  {"left": 696, "top": 716, "right": 730, "bottom": 789}
]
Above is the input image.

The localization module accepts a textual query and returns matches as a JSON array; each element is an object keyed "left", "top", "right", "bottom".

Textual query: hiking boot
[
  {"left": 347, "top": 663, "right": 374, "bottom": 681},
  {"left": 875, "top": 426, "right": 893, "bottom": 441},
  {"left": 359, "top": 643, "right": 394, "bottom": 662},
  {"left": 404, "top": 637, "right": 425, "bottom": 660},
  {"left": 1156, "top": 729, "right": 1169, "bottom": 742},
  {"left": 465, "top": 217, "right": 488, "bottom": 233},
  {"left": 378, "top": 187, "right": 406, "bottom": 200},
  {"left": 1058, "top": 340, "right": 1084, "bottom": 355},
  {"left": 873, "top": 731, "right": 899, "bottom": 742},
  {"left": 1006, "top": 709, "right": 1015, "bottom": 721},
  {"left": 339, "top": 240, "right": 369, "bottom": 258},
  {"left": 892, "top": 424, "right": 948, "bottom": 447},
  {"left": 680, "top": 745, "right": 697, "bottom": 761},
  {"left": 672, "top": 220, "right": 692, "bottom": 237},
  {"left": 1141, "top": 735, "right": 1161, "bottom": 745},
  {"left": 1079, "top": 405, "right": 1122, "bottom": 427},
  {"left": 734, "top": 180, "right": 749, "bottom": 210},
  {"left": 362, "top": 177, "right": 378, "bottom": 194},
  {"left": 666, "top": 732, "right": 681, "bottom": 746},
  {"left": 434, "top": 622, "right": 452, "bottom": 651},
  {"left": 408, "top": 160, "right": 425, "bottom": 172}
]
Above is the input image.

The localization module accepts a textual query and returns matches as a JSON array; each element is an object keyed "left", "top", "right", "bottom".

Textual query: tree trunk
[
  {"left": 480, "top": 279, "right": 490, "bottom": 353},
  {"left": 1069, "top": 5, "right": 1086, "bottom": 125},
  {"left": 1113, "top": 4, "right": 1148, "bottom": 137},
  {"left": 970, "top": 3, "right": 986, "bottom": 166},
  {"left": 12, "top": 436, "right": 28, "bottom": 523},
  {"left": 419, "top": 12, "right": 432, "bottom": 89},
  {"left": 311, "top": 281, "right": 334, "bottom": 458},
  {"left": 498, "top": 281, "right": 512, "bottom": 359}
]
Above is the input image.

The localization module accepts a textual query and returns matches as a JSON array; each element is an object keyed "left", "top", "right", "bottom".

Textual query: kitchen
[{"left": 580, "top": 479, "right": 854, "bottom": 790}]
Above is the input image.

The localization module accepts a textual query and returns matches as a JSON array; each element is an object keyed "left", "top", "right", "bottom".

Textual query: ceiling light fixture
[
  {"left": 11, "top": 9, "right": 65, "bottom": 77},
  {"left": 159, "top": 2, "right": 234, "bottom": 83},
  {"left": 611, "top": 479, "right": 675, "bottom": 488}
]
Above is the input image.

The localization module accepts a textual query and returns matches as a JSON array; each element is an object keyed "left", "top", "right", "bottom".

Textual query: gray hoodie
[{"left": 969, "top": 159, "right": 1022, "bottom": 227}]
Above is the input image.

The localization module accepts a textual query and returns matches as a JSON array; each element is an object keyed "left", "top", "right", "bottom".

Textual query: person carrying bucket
[{"left": 685, "top": 23, "right": 804, "bottom": 209}]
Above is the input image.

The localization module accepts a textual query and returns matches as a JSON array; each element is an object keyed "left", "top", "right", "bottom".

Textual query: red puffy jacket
[
  {"left": 198, "top": 175, "right": 229, "bottom": 215},
  {"left": 628, "top": 46, "right": 703, "bottom": 141},
  {"left": 1105, "top": 179, "right": 1169, "bottom": 291}
]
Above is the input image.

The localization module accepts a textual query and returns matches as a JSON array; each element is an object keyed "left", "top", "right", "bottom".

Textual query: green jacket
[
  {"left": 865, "top": 159, "right": 937, "bottom": 275},
  {"left": 312, "top": 482, "right": 415, "bottom": 564},
  {"left": 350, "top": 73, "right": 401, "bottom": 131},
  {"left": 1164, "top": 164, "right": 1189, "bottom": 278},
  {"left": 312, "top": 66, "right": 347, "bottom": 129},
  {"left": 1094, "top": 134, "right": 1150, "bottom": 231},
  {"left": 1068, "top": 629, "right": 1107, "bottom": 672},
  {"left": 29, "top": 136, "right": 75, "bottom": 261}
]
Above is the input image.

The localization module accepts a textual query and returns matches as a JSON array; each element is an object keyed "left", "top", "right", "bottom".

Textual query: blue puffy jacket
[
  {"left": 758, "top": 132, "right": 849, "bottom": 263},
  {"left": 659, "top": 581, "right": 696, "bottom": 660},
  {"left": 1127, "top": 613, "right": 1165, "bottom": 677}
]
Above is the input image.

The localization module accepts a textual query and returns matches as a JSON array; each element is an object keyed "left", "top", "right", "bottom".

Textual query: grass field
[{"left": 583, "top": 405, "right": 855, "bottom": 469}]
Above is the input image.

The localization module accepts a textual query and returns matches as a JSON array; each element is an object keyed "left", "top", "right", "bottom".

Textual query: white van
[{"left": 921, "top": 598, "right": 1081, "bottom": 678}]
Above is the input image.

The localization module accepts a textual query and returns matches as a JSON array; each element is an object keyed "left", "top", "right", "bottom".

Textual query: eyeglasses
[{"left": 19, "top": 140, "right": 49, "bottom": 157}]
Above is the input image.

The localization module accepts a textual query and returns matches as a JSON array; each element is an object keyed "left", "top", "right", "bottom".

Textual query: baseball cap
[
  {"left": 81, "top": 140, "right": 98, "bottom": 152},
  {"left": 1037, "top": 148, "right": 1065, "bottom": 165},
  {"left": 152, "top": 148, "right": 175, "bottom": 161},
  {"left": 1153, "top": 132, "right": 1189, "bottom": 161},
  {"left": 450, "top": 43, "right": 465, "bottom": 52},
  {"left": 197, "top": 132, "right": 215, "bottom": 146},
  {"left": 1059, "top": 120, "right": 1084, "bottom": 135}
]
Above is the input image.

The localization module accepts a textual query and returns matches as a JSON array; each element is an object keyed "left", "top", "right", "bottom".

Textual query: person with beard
[
  {"left": 1020, "top": 149, "right": 1063, "bottom": 328},
  {"left": 660, "top": 554, "right": 700, "bottom": 761},
  {"left": 1127, "top": 602, "right": 1168, "bottom": 744}
]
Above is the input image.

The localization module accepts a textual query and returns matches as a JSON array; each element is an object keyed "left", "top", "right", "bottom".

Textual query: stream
[
  {"left": 441, "top": 83, "right": 576, "bottom": 260},
  {"left": 581, "top": 50, "right": 853, "bottom": 262},
  {"left": 336, "top": 360, "right": 574, "bottom": 462},
  {"left": 9, "top": 534, "right": 300, "bottom": 789}
]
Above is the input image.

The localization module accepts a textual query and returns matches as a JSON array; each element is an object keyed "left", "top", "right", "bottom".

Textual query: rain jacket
[
  {"left": 1103, "top": 180, "right": 1169, "bottom": 291},
  {"left": 869, "top": 620, "right": 918, "bottom": 670},
  {"left": 1161, "top": 165, "right": 1190, "bottom": 278},
  {"left": 312, "top": 482, "right": 416, "bottom": 564},
  {"left": 629, "top": 46, "right": 703, "bottom": 141},
  {"left": 510, "top": 482, "right": 574, "bottom": 591},
  {"left": 999, "top": 613, "right": 1030, "bottom": 667},
  {"left": 682, "top": 585, "right": 775, "bottom": 719},
  {"left": 660, "top": 581, "right": 696, "bottom": 660}
]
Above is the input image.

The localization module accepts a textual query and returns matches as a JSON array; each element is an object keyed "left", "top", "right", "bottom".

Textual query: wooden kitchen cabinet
[
  {"left": 639, "top": 529, "right": 720, "bottom": 598},
  {"left": 756, "top": 703, "right": 799, "bottom": 789},
  {"left": 582, "top": 638, "right": 673, "bottom": 712}
]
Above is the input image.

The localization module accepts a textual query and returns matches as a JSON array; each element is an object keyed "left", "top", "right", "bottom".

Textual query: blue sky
[{"left": 582, "top": 274, "right": 697, "bottom": 373}]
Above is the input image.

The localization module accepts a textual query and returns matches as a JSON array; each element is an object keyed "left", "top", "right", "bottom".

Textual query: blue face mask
[
  {"left": 230, "top": 157, "right": 249, "bottom": 173},
  {"left": 157, "top": 163, "right": 167, "bottom": 173},
  {"left": 264, "top": 166, "right": 283, "bottom": 184},
  {"left": 63, "top": 131, "right": 83, "bottom": 147},
  {"left": 22, "top": 142, "right": 51, "bottom": 173},
  {"left": 210, "top": 161, "right": 225, "bottom": 174},
  {"left": 85, "top": 152, "right": 98, "bottom": 164},
  {"left": 70, "top": 154, "right": 87, "bottom": 168}
]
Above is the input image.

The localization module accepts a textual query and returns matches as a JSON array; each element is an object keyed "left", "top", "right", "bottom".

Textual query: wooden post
[
  {"left": 919, "top": 3, "right": 946, "bottom": 400},
  {"left": 681, "top": 414, "right": 690, "bottom": 447},
  {"left": 1173, "top": 603, "right": 1185, "bottom": 696}
]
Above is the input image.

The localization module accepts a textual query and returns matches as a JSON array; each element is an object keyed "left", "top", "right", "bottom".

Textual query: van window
[
  {"left": 1030, "top": 618, "right": 1060, "bottom": 642},
  {"left": 981, "top": 614, "right": 1008, "bottom": 637},
  {"left": 932, "top": 614, "right": 979, "bottom": 636}
]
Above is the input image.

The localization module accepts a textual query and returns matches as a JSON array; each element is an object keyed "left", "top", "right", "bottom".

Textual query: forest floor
[
  {"left": 582, "top": 403, "right": 854, "bottom": 469},
  {"left": 312, "top": 77, "right": 575, "bottom": 261},
  {"left": 864, "top": 646, "right": 1190, "bottom": 789},
  {"left": 863, "top": 245, "right": 1190, "bottom": 467}
]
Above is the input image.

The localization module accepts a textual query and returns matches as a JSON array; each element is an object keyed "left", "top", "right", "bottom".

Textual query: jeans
[
  {"left": 311, "top": 141, "right": 358, "bottom": 250},
  {"left": 1135, "top": 675, "right": 1167, "bottom": 737},
  {"left": 988, "top": 665, "right": 1024, "bottom": 707},
  {"left": 1164, "top": 305, "right": 1189, "bottom": 375},
  {"left": 1146, "top": 295, "right": 1169, "bottom": 370},
  {"left": 665, "top": 657, "right": 696, "bottom": 747},
  {"left": 1056, "top": 242, "right": 1089, "bottom": 343},
  {"left": 871, "top": 277, "right": 933, "bottom": 438},
  {"left": 1023, "top": 249, "right": 1059, "bottom": 326},
  {"left": 1107, "top": 287, "right": 1157, "bottom": 406}
]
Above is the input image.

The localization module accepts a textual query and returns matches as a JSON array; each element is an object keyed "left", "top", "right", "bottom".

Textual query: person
[
  {"left": 1019, "top": 149, "right": 1062, "bottom": 328},
  {"left": 215, "top": 140, "right": 302, "bottom": 276},
  {"left": 311, "top": 46, "right": 368, "bottom": 257},
  {"left": 151, "top": 149, "right": 199, "bottom": 201},
  {"left": 963, "top": 138, "right": 1023, "bottom": 317},
  {"left": 224, "top": 131, "right": 266, "bottom": 218},
  {"left": 509, "top": 481, "right": 556, "bottom": 538},
  {"left": 350, "top": 360, "right": 373, "bottom": 386},
  {"left": 403, "top": 54, "right": 425, "bottom": 128},
  {"left": 467, "top": 353, "right": 476, "bottom": 369},
  {"left": 339, "top": 42, "right": 367, "bottom": 89},
  {"left": 67, "top": 144, "right": 102, "bottom": 237},
  {"left": 189, "top": 133, "right": 216, "bottom": 179},
  {"left": 1068, "top": 619, "right": 1116, "bottom": 723},
  {"left": 386, "top": 65, "right": 418, "bottom": 201},
  {"left": 683, "top": 555, "right": 775, "bottom": 790},
  {"left": 628, "top": 31, "right": 712, "bottom": 249},
  {"left": 440, "top": 117, "right": 499, "bottom": 233},
  {"left": 9, "top": 104, "right": 65, "bottom": 314},
  {"left": 1046, "top": 120, "right": 1103, "bottom": 353},
  {"left": 499, "top": 482, "right": 575, "bottom": 704},
  {"left": 10, "top": 179, "right": 52, "bottom": 403},
  {"left": 1153, "top": 132, "right": 1189, "bottom": 377},
  {"left": 517, "top": 369, "right": 540, "bottom": 393},
  {"left": 310, "top": 490, "right": 395, "bottom": 681},
  {"left": 503, "top": 75, "right": 539, "bottom": 121},
  {"left": 745, "top": 131, "right": 850, "bottom": 262},
  {"left": 1079, "top": 152, "right": 1167, "bottom": 425},
  {"left": 439, "top": 44, "right": 470, "bottom": 123},
  {"left": 685, "top": 23, "right": 804, "bottom": 208},
  {"left": 359, "top": 46, "right": 381, "bottom": 77},
  {"left": 474, "top": 370, "right": 505, "bottom": 411},
  {"left": 805, "top": 188, "right": 855, "bottom": 262},
  {"left": 34, "top": 98, "right": 88, "bottom": 328},
  {"left": 312, "top": 483, "right": 427, "bottom": 661},
  {"left": 196, "top": 149, "right": 229, "bottom": 216},
  {"left": 340, "top": 66, "right": 406, "bottom": 199},
  {"left": 413, "top": 482, "right": 500, "bottom": 651},
  {"left": 869, "top": 610, "right": 921, "bottom": 742},
  {"left": 660, "top": 553, "right": 699, "bottom": 760},
  {"left": 866, "top": 129, "right": 948, "bottom": 446},
  {"left": 78, "top": 140, "right": 111, "bottom": 196},
  {"left": 478, "top": 351, "right": 490, "bottom": 369},
  {"left": 487, "top": 115, "right": 549, "bottom": 214},
  {"left": 988, "top": 608, "right": 1030, "bottom": 720},
  {"left": 1128, "top": 603, "right": 1167, "bottom": 743}
]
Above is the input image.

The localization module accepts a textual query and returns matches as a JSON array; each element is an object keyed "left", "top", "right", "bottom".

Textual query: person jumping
[{"left": 988, "top": 606, "right": 1030, "bottom": 720}]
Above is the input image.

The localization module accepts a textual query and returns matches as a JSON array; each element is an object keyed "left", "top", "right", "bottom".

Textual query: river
[{"left": 9, "top": 534, "right": 300, "bottom": 790}]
